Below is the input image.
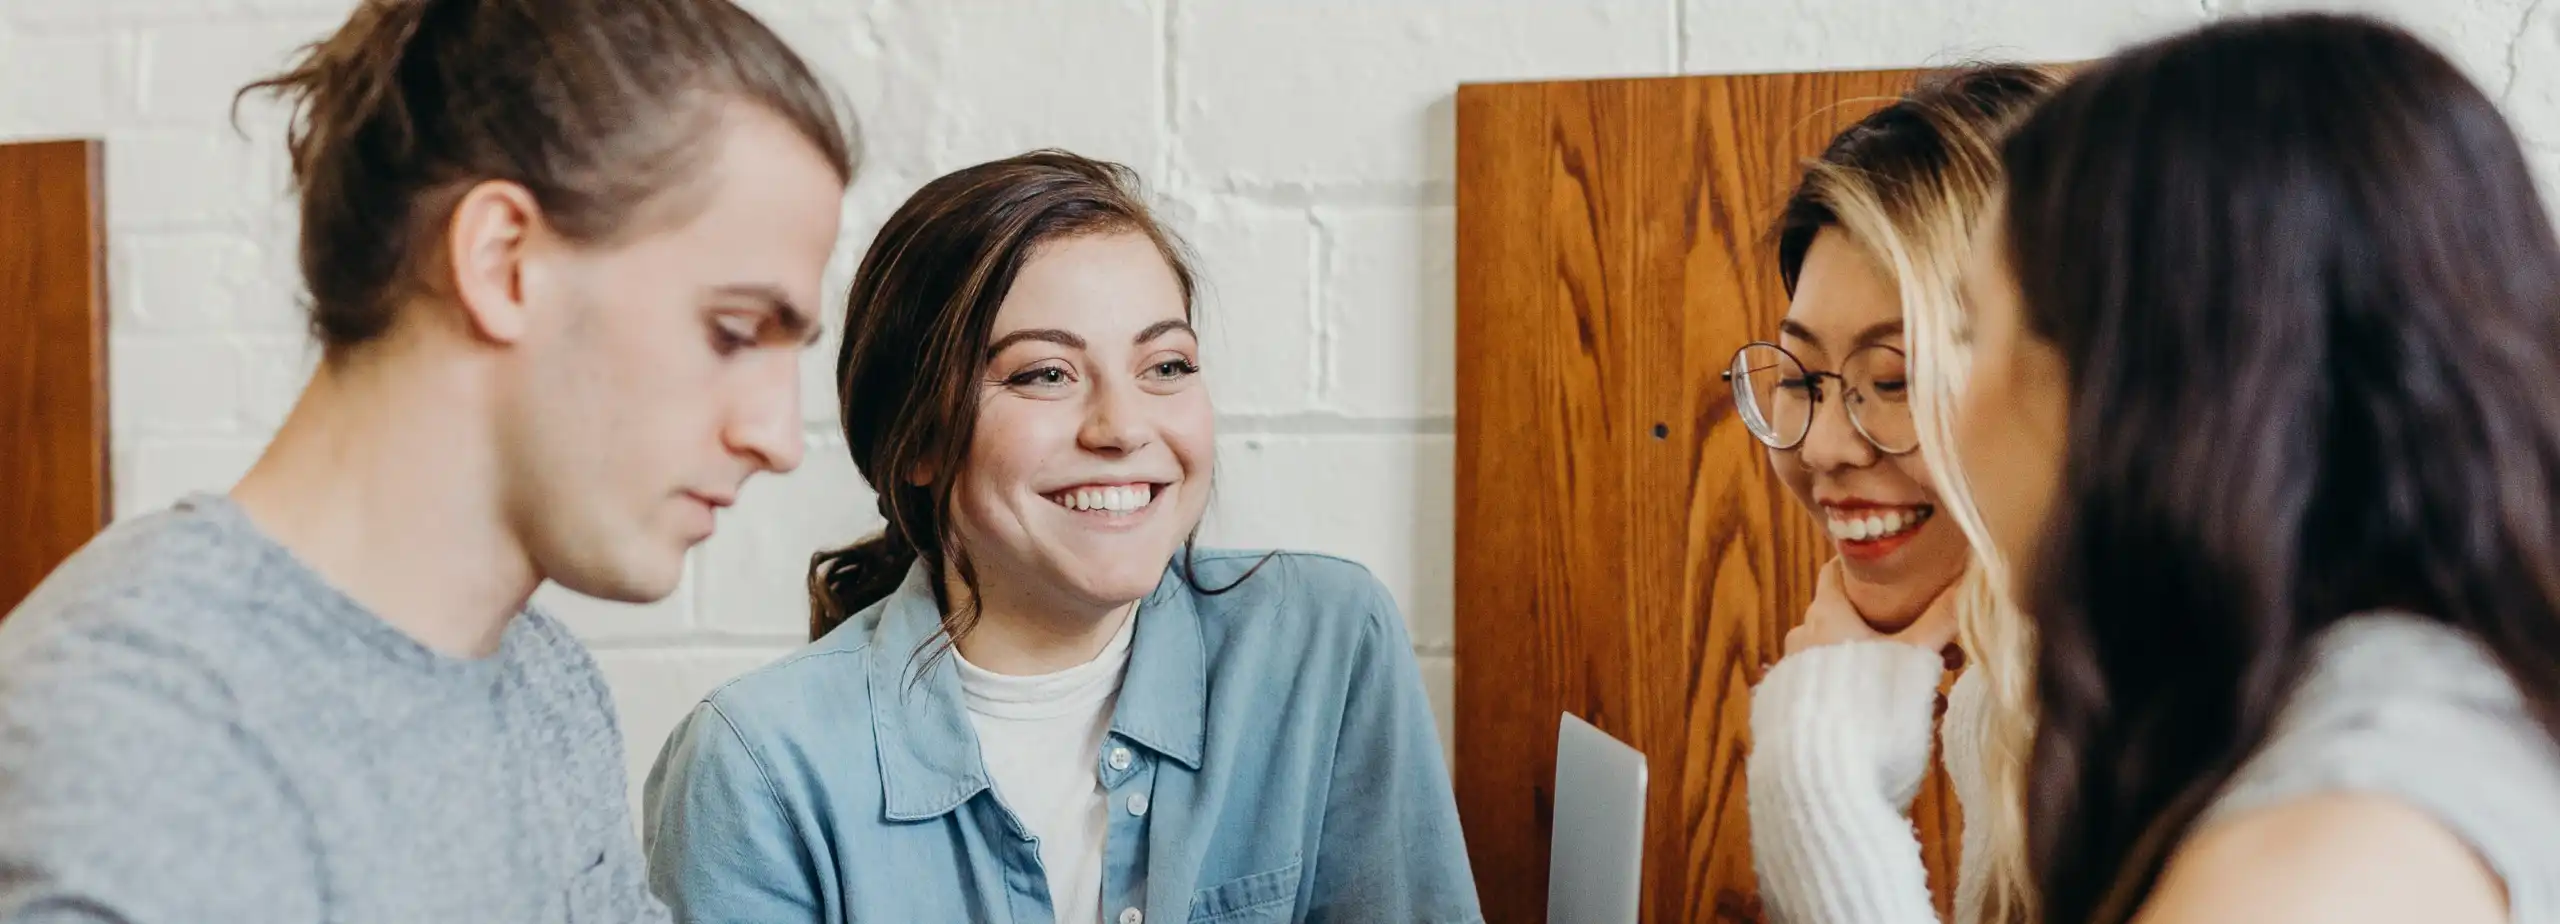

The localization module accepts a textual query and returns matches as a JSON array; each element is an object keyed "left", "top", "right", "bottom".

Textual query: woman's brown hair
[
  {"left": 809, "top": 150, "right": 1241, "bottom": 648},
  {"left": 2001, "top": 14, "right": 2560, "bottom": 922},
  {"left": 237, "top": 0, "right": 857, "bottom": 352}
]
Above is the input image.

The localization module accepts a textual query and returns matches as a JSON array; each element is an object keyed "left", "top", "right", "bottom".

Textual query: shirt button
[
  {"left": 1108, "top": 746, "right": 1132, "bottom": 771},
  {"left": 1118, "top": 908, "right": 1143, "bottom": 924},
  {"left": 1127, "top": 793, "right": 1150, "bottom": 817}
]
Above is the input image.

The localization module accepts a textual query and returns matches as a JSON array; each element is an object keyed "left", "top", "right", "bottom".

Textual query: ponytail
[
  {"left": 808, "top": 528, "right": 917, "bottom": 641},
  {"left": 236, "top": 0, "right": 854, "bottom": 352},
  {"left": 234, "top": 0, "right": 445, "bottom": 347}
]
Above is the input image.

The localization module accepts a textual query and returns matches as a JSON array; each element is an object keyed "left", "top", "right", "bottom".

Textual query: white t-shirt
[{"left": 954, "top": 610, "right": 1137, "bottom": 924}]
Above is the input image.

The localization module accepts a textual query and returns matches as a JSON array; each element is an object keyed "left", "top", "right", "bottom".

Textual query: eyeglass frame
[{"left": 1718, "top": 340, "right": 1918, "bottom": 455}]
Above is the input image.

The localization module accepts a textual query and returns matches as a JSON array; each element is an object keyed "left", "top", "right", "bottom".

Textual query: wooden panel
[
  {"left": 1454, "top": 71, "right": 1955, "bottom": 923},
  {"left": 0, "top": 139, "right": 111, "bottom": 616}
]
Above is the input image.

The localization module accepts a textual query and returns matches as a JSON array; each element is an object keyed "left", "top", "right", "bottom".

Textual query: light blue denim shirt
[{"left": 641, "top": 549, "right": 1483, "bottom": 924}]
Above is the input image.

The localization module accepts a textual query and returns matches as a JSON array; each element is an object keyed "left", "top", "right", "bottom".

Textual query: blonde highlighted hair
[{"left": 1772, "top": 63, "right": 2061, "bottom": 924}]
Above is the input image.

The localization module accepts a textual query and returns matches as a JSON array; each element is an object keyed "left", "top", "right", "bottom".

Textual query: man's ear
[{"left": 444, "top": 179, "right": 545, "bottom": 345}]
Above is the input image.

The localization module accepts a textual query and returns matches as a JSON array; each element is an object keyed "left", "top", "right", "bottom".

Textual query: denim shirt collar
[{"left": 864, "top": 561, "right": 1208, "bottom": 821}]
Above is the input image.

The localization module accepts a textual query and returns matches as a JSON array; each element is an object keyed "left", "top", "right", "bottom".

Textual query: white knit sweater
[{"left": 1748, "top": 641, "right": 1993, "bottom": 924}]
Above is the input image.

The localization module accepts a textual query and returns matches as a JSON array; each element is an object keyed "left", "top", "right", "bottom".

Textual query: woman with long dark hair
[
  {"left": 1954, "top": 13, "right": 2560, "bottom": 923},
  {"left": 641, "top": 150, "right": 1480, "bottom": 924}
]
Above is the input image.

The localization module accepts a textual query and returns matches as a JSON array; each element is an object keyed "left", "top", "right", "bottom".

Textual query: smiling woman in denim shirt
[{"left": 641, "top": 149, "right": 1483, "bottom": 924}]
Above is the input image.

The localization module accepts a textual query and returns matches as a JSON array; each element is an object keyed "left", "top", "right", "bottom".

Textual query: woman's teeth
[
  {"left": 1052, "top": 484, "right": 1154, "bottom": 513},
  {"left": 1826, "top": 506, "right": 1932, "bottom": 542}
]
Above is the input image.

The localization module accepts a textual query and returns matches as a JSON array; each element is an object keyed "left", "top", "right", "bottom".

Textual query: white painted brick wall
[
  {"left": 7, "top": 0, "right": 2556, "bottom": 806},
  {"left": 1680, "top": 0, "right": 2206, "bottom": 72},
  {"left": 1320, "top": 205, "right": 1455, "bottom": 418},
  {"left": 1173, "top": 0, "right": 1671, "bottom": 194},
  {"left": 1186, "top": 202, "right": 1320, "bottom": 414},
  {"left": 691, "top": 437, "right": 879, "bottom": 640},
  {"left": 845, "top": 0, "right": 1163, "bottom": 182}
]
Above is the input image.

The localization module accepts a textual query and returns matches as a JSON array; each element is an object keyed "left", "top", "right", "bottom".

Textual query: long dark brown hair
[
  {"left": 1998, "top": 14, "right": 2560, "bottom": 922},
  {"left": 809, "top": 150, "right": 1263, "bottom": 650},
  {"left": 238, "top": 0, "right": 855, "bottom": 354}
]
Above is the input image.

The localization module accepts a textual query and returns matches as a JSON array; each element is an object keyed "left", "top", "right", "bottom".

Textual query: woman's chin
[
  {"left": 1832, "top": 536, "right": 1968, "bottom": 624},
  {"left": 1042, "top": 559, "right": 1169, "bottom": 611},
  {"left": 1834, "top": 543, "right": 1903, "bottom": 578}
]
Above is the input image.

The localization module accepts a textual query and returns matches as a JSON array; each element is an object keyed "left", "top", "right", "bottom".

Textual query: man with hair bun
[{"left": 0, "top": 1, "right": 856, "bottom": 920}]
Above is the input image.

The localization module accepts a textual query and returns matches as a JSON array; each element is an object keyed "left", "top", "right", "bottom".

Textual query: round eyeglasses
[{"left": 1720, "top": 341, "right": 1916, "bottom": 455}]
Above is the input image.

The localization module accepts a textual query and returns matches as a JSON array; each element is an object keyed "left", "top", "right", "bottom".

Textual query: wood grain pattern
[
  {"left": 1454, "top": 71, "right": 1963, "bottom": 923},
  {"left": 0, "top": 139, "right": 111, "bottom": 616}
]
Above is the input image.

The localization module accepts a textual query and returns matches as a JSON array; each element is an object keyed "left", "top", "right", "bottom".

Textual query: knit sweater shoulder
[{"left": 1752, "top": 613, "right": 2560, "bottom": 924}]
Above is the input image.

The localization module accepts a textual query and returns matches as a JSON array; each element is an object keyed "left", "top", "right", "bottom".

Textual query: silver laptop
[{"left": 1546, "top": 712, "right": 1648, "bottom": 924}]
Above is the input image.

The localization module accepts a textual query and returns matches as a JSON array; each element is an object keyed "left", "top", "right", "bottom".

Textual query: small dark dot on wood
[{"left": 1652, "top": 423, "right": 1669, "bottom": 439}]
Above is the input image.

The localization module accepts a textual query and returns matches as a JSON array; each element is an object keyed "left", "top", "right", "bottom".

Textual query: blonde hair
[{"left": 1776, "top": 64, "right": 2060, "bottom": 924}]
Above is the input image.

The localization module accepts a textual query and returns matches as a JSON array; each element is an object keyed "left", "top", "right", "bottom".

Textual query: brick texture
[{"left": 6, "top": 0, "right": 2549, "bottom": 803}]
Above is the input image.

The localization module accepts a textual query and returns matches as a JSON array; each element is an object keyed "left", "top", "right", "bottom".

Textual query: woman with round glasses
[{"left": 1736, "top": 64, "right": 2059, "bottom": 924}]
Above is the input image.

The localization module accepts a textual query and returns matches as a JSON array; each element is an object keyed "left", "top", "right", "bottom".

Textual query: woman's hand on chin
[{"left": 1784, "top": 558, "right": 1960, "bottom": 658}]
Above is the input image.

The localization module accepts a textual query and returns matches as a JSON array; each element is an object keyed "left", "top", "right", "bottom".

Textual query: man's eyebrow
[{"left": 710, "top": 284, "right": 822, "bottom": 346}]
